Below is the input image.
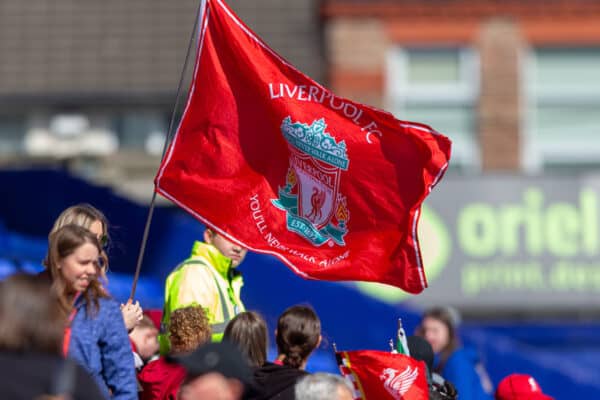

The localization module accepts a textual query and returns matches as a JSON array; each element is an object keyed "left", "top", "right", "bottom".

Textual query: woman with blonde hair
[
  {"left": 50, "top": 204, "right": 110, "bottom": 271},
  {"left": 49, "top": 203, "right": 143, "bottom": 330},
  {"left": 45, "top": 224, "right": 137, "bottom": 399}
]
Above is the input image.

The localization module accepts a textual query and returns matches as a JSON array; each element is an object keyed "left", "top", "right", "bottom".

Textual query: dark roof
[{"left": 0, "top": 0, "right": 323, "bottom": 104}]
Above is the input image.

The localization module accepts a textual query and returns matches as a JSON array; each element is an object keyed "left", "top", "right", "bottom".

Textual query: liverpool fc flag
[
  {"left": 336, "top": 350, "right": 429, "bottom": 400},
  {"left": 155, "top": 0, "right": 451, "bottom": 293}
]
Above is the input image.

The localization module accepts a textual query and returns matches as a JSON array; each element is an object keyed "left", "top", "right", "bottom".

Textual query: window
[
  {"left": 526, "top": 48, "right": 600, "bottom": 171},
  {"left": 0, "top": 116, "right": 25, "bottom": 155},
  {"left": 386, "top": 47, "right": 480, "bottom": 172},
  {"left": 116, "top": 111, "right": 168, "bottom": 154}
]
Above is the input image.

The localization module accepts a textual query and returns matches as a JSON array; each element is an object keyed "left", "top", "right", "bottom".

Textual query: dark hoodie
[{"left": 244, "top": 362, "right": 308, "bottom": 400}]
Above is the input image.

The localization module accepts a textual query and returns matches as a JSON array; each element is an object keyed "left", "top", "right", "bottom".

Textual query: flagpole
[
  {"left": 396, "top": 317, "right": 410, "bottom": 356},
  {"left": 129, "top": 0, "right": 206, "bottom": 301}
]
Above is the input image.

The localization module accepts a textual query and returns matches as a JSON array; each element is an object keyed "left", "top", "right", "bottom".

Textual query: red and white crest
[{"left": 292, "top": 151, "right": 339, "bottom": 229}]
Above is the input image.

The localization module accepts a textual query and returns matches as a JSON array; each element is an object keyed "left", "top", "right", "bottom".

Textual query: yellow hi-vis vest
[{"left": 158, "top": 241, "right": 244, "bottom": 354}]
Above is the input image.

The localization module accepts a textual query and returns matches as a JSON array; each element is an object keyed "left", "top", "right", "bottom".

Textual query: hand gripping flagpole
[{"left": 129, "top": 0, "right": 207, "bottom": 301}]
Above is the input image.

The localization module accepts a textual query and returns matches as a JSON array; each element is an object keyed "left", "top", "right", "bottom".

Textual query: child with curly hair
[{"left": 138, "top": 306, "right": 211, "bottom": 400}]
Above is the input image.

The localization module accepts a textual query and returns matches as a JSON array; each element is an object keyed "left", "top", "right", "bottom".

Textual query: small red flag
[
  {"left": 155, "top": 0, "right": 451, "bottom": 293},
  {"left": 336, "top": 350, "right": 429, "bottom": 400}
]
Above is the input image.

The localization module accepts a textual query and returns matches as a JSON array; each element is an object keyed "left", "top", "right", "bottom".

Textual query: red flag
[
  {"left": 336, "top": 350, "right": 429, "bottom": 400},
  {"left": 155, "top": 0, "right": 451, "bottom": 293}
]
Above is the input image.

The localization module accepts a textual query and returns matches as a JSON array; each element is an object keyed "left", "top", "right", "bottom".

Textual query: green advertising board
[{"left": 356, "top": 175, "right": 600, "bottom": 310}]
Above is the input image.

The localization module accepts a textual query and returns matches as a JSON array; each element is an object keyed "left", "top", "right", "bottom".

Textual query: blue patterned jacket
[{"left": 68, "top": 296, "right": 137, "bottom": 400}]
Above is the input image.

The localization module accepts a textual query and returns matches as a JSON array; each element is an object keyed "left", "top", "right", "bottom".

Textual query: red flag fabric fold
[{"left": 155, "top": 0, "right": 451, "bottom": 293}]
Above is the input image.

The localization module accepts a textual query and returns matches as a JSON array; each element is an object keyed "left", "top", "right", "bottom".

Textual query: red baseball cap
[{"left": 495, "top": 374, "right": 553, "bottom": 400}]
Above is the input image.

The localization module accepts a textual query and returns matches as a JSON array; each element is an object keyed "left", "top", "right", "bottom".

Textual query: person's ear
[
  {"left": 204, "top": 229, "right": 214, "bottom": 244},
  {"left": 226, "top": 378, "right": 244, "bottom": 400},
  {"left": 317, "top": 335, "right": 322, "bottom": 348}
]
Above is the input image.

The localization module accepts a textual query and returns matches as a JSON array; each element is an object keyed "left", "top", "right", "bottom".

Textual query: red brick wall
[
  {"left": 323, "top": 0, "right": 600, "bottom": 172},
  {"left": 477, "top": 19, "right": 523, "bottom": 171},
  {"left": 326, "top": 18, "right": 386, "bottom": 107}
]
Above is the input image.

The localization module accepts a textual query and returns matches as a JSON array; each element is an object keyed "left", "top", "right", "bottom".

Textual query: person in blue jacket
[
  {"left": 45, "top": 224, "right": 137, "bottom": 399},
  {"left": 418, "top": 307, "right": 493, "bottom": 400}
]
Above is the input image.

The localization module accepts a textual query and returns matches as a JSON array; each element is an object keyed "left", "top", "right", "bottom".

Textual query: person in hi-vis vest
[{"left": 159, "top": 229, "right": 247, "bottom": 354}]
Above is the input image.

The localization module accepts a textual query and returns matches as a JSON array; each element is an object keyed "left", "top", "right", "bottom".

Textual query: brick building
[
  {"left": 323, "top": 0, "right": 600, "bottom": 173},
  {"left": 1, "top": 0, "right": 599, "bottom": 195}
]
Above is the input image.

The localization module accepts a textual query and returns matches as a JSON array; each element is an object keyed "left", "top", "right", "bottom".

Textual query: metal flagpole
[{"left": 129, "top": 0, "right": 207, "bottom": 301}]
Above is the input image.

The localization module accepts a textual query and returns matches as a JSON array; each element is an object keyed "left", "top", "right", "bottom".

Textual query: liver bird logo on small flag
[
  {"left": 380, "top": 366, "right": 419, "bottom": 399},
  {"left": 336, "top": 350, "right": 429, "bottom": 400}
]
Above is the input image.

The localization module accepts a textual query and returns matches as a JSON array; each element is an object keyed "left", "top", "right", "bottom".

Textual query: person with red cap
[{"left": 495, "top": 374, "right": 553, "bottom": 400}]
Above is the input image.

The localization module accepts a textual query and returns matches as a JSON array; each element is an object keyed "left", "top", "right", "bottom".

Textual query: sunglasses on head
[{"left": 99, "top": 234, "right": 108, "bottom": 248}]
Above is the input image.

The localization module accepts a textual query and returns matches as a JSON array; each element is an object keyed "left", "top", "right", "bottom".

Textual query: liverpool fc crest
[{"left": 272, "top": 116, "right": 350, "bottom": 247}]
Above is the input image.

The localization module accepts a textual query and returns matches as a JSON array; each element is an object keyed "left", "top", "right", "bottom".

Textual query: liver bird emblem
[{"left": 380, "top": 366, "right": 419, "bottom": 399}]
